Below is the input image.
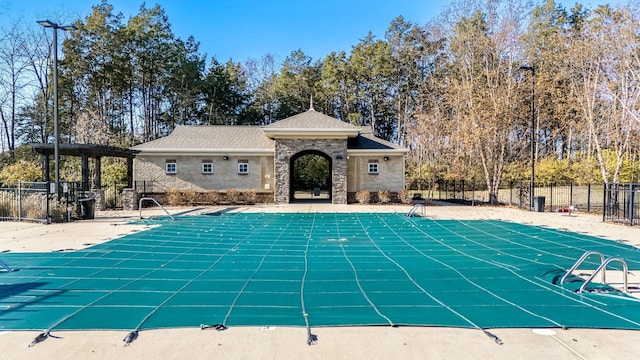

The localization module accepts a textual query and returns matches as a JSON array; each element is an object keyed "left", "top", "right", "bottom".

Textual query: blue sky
[{"left": 1, "top": 0, "right": 616, "bottom": 64}]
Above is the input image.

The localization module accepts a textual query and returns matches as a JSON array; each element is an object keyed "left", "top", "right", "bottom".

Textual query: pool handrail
[
  {"left": 139, "top": 197, "right": 175, "bottom": 220},
  {"left": 0, "top": 258, "right": 15, "bottom": 272},
  {"left": 560, "top": 251, "right": 606, "bottom": 285},
  {"left": 578, "top": 257, "right": 629, "bottom": 293},
  {"left": 407, "top": 203, "right": 425, "bottom": 217}
]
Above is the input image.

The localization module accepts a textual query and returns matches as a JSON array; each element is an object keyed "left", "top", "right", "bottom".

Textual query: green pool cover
[{"left": 1, "top": 212, "right": 640, "bottom": 333}]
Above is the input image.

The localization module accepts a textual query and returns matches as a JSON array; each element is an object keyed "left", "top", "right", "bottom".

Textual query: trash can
[
  {"left": 79, "top": 198, "right": 96, "bottom": 219},
  {"left": 313, "top": 187, "right": 321, "bottom": 196},
  {"left": 533, "top": 196, "right": 545, "bottom": 212}
]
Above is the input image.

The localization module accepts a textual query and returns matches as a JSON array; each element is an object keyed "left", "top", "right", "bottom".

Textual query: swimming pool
[{"left": 1, "top": 212, "right": 639, "bottom": 338}]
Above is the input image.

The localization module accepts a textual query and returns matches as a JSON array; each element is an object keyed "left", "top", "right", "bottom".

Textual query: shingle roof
[
  {"left": 133, "top": 126, "right": 274, "bottom": 151},
  {"left": 133, "top": 113, "right": 407, "bottom": 154},
  {"left": 263, "top": 109, "right": 359, "bottom": 129},
  {"left": 348, "top": 127, "right": 407, "bottom": 151}
]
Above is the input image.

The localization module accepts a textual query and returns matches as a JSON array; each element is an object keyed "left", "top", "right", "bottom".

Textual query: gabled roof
[
  {"left": 132, "top": 126, "right": 274, "bottom": 154},
  {"left": 262, "top": 109, "right": 360, "bottom": 138},
  {"left": 348, "top": 127, "right": 406, "bottom": 152},
  {"left": 133, "top": 111, "right": 408, "bottom": 155}
]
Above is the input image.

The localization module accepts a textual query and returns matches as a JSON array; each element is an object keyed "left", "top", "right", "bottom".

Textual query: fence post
[
  {"left": 17, "top": 181, "right": 22, "bottom": 221},
  {"left": 630, "top": 184, "right": 635, "bottom": 226},
  {"left": 602, "top": 183, "right": 607, "bottom": 222},
  {"left": 570, "top": 183, "right": 573, "bottom": 207},
  {"left": 462, "top": 180, "right": 465, "bottom": 202},
  {"left": 587, "top": 183, "right": 591, "bottom": 213},
  {"left": 509, "top": 181, "right": 513, "bottom": 206},
  {"left": 472, "top": 180, "right": 475, "bottom": 206},
  {"left": 550, "top": 183, "right": 554, "bottom": 211},
  {"left": 46, "top": 182, "right": 51, "bottom": 224}
]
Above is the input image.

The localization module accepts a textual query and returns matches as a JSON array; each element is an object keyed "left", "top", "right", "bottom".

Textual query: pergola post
[
  {"left": 81, "top": 153, "right": 89, "bottom": 191},
  {"left": 94, "top": 156, "right": 102, "bottom": 189},
  {"left": 42, "top": 152, "right": 50, "bottom": 182}
]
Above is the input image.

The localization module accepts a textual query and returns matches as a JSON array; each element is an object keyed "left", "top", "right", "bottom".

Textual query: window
[
  {"left": 238, "top": 160, "right": 249, "bottom": 174},
  {"left": 368, "top": 160, "right": 379, "bottom": 174},
  {"left": 166, "top": 160, "right": 177, "bottom": 174},
  {"left": 202, "top": 161, "right": 213, "bottom": 174}
]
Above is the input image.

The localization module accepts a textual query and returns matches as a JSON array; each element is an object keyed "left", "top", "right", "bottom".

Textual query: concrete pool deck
[{"left": 1, "top": 203, "right": 639, "bottom": 359}]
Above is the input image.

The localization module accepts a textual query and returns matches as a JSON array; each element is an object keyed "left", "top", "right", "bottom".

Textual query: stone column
[
  {"left": 274, "top": 142, "right": 290, "bottom": 204},
  {"left": 92, "top": 188, "right": 106, "bottom": 211},
  {"left": 273, "top": 138, "right": 348, "bottom": 204},
  {"left": 123, "top": 188, "right": 138, "bottom": 211}
]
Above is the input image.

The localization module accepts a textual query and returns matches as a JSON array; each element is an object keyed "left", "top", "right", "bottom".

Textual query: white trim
[
  {"left": 201, "top": 162, "right": 213, "bottom": 174},
  {"left": 368, "top": 162, "right": 379, "bottom": 174},
  {"left": 136, "top": 149, "right": 273, "bottom": 156},
  {"left": 347, "top": 149, "right": 408, "bottom": 156},
  {"left": 262, "top": 128, "right": 360, "bottom": 138},
  {"left": 237, "top": 162, "right": 249, "bottom": 174}
]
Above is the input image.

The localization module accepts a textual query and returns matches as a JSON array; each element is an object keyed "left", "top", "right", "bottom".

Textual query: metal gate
[
  {"left": 603, "top": 183, "right": 639, "bottom": 226},
  {"left": 0, "top": 181, "right": 80, "bottom": 223}
]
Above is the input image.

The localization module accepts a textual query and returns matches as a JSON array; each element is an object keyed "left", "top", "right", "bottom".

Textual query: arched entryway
[{"left": 290, "top": 150, "right": 332, "bottom": 201}]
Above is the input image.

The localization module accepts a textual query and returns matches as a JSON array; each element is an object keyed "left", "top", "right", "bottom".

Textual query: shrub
[
  {"left": 356, "top": 190, "right": 371, "bottom": 204},
  {"left": 204, "top": 191, "right": 220, "bottom": 204},
  {"left": 182, "top": 190, "right": 197, "bottom": 206},
  {"left": 378, "top": 190, "right": 392, "bottom": 204},
  {"left": 226, "top": 189, "right": 240, "bottom": 203},
  {"left": 397, "top": 189, "right": 412, "bottom": 204},
  {"left": 0, "top": 160, "right": 41, "bottom": 182},
  {"left": 243, "top": 190, "right": 257, "bottom": 204},
  {"left": 165, "top": 189, "right": 182, "bottom": 206}
]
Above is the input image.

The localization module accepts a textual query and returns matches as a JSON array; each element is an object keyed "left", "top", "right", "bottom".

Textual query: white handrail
[
  {"left": 579, "top": 257, "right": 629, "bottom": 293},
  {"left": 560, "top": 251, "right": 605, "bottom": 285},
  {"left": 0, "top": 258, "right": 15, "bottom": 272},
  {"left": 139, "top": 197, "right": 175, "bottom": 220},
  {"left": 407, "top": 203, "right": 425, "bottom": 217}
]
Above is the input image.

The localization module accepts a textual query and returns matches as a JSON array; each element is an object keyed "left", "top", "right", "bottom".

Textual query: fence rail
[
  {"left": 604, "top": 183, "right": 640, "bottom": 226},
  {"left": 411, "top": 180, "right": 639, "bottom": 226},
  {"left": 0, "top": 181, "right": 84, "bottom": 223}
]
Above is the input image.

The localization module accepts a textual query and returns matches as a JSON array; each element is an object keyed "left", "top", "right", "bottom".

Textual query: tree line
[{"left": 0, "top": 0, "right": 639, "bottom": 199}]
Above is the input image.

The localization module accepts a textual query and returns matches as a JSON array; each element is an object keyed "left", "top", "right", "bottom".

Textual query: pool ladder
[
  {"left": 407, "top": 203, "right": 425, "bottom": 217},
  {"left": 139, "top": 197, "right": 175, "bottom": 220},
  {"left": 560, "top": 250, "right": 629, "bottom": 293},
  {"left": 0, "top": 258, "right": 16, "bottom": 272}
]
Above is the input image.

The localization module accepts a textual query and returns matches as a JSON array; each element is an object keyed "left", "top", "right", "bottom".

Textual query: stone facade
[
  {"left": 274, "top": 138, "right": 348, "bottom": 204},
  {"left": 132, "top": 110, "right": 408, "bottom": 205},
  {"left": 123, "top": 188, "right": 138, "bottom": 211},
  {"left": 347, "top": 155, "right": 405, "bottom": 192},
  {"left": 92, "top": 188, "right": 106, "bottom": 211},
  {"left": 134, "top": 154, "right": 274, "bottom": 192}
]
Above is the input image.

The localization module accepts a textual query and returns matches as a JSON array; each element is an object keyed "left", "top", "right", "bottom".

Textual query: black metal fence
[
  {"left": 414, "top": 180, "right": 604, "bottom": 213},
  {"left": 134, "top": 180, "right": 173, "bottom": 195},
  {"left": 0, "top": 181, "right": 84, "bottom": 223},
  {"left": 603, "top": 183, "right": 640, "bottom": 226},
  {"left": 412, "top": 180, "right": 639, "bottom": 226},
  {"left": 101, "top": 182, "right": 129, "bottom": 209}
]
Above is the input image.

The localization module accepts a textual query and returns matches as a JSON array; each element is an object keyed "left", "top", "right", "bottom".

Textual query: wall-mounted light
[
  {"left": 383, "top": 156, "right": 390, "bottom": 161},
  {"left": 223, "top": 156, "right": 229, "bottom": 161},
  {"left": 277, "top": 154, "right": 288, "bottom": 161},
  {"left": 335, "top": 154, "right": 344, "bottom": 160}
]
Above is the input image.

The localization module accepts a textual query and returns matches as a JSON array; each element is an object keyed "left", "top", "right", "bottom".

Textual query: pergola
[{"left": 31, "top": 143, "right": 139, "bottom": 191}]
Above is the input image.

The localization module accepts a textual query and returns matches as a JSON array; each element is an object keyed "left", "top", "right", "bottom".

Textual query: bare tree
[
  {"left": 567, "top": 5, "right": 639, "bottom": 184},
  {"left": 0, "top": 20, "right": 30, "bottom": 156}
]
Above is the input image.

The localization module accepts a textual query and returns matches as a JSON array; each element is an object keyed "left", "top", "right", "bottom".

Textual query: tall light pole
[
  {"left": 37, "top": 19, "right": 76, "bottom": 195},
  {"left": 520, "top": 65, "right": 535, "bottom": 210}
]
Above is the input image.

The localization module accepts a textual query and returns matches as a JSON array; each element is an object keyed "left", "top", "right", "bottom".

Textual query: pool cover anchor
[
  {"left": 306, "top": 330, "right": 318, "bottom": 345},
  {"left": 123, "top": 331, "right": 139, "bottom": 346},
  {"left": 483, "top": 330, "right": 503, "bottom": 345},
  {"left": 200, "top": 323, "right": 227, "bottom": 331},
  {"left": 28, "top": 332, "right": 49, "bottom": 347}
]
